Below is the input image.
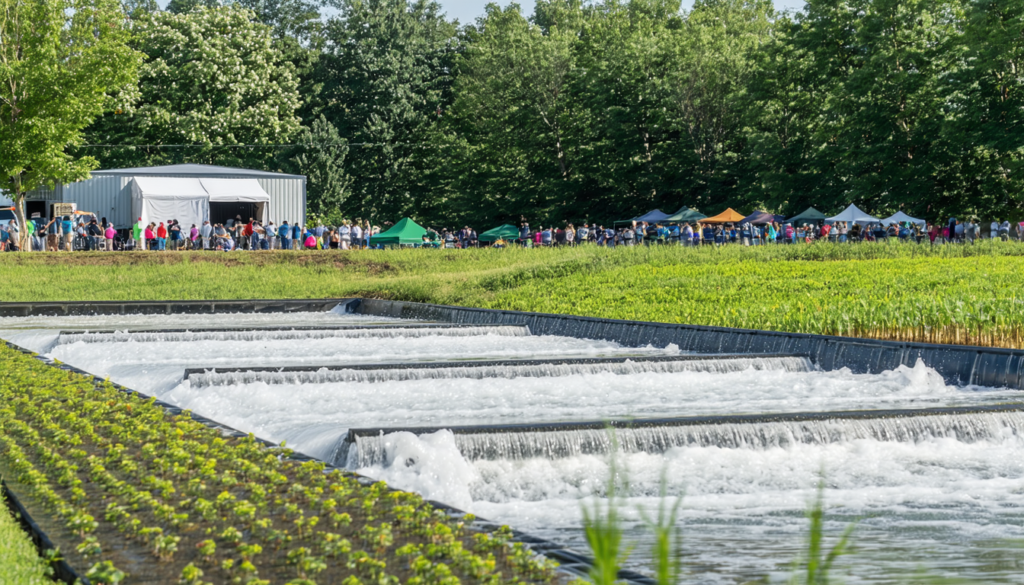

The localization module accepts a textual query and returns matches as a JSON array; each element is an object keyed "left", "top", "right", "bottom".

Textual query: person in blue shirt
[
  {"left": 280, "top": 220, "right": 291, "bottom": 250},
  {"left": 293, "top": 223, "right": 302, "bottom": 244}
]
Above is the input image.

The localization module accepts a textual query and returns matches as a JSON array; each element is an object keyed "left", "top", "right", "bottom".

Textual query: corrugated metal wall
[
  {"left": 63, "top": 176, "right": 131, "bottom": 226},
  {"left": 57, "top": 173, "right": 305, "bottom": 228}
]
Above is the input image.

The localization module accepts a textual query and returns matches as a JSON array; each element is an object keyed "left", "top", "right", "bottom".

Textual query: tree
[
  {"left": 315, "top": 0, "right": 458, "bottom": 222},
  {"left": 446, "top": 2, "right": 583, "bottom": 224},
  {"left": 950, "top": 0, "right": 1024, "bottom": 218},
  {"left": 662, "top": 0, "right": 773, "bottom": 209},
  {"left": 83, "top": 5, "right": 302, "bottom": 170},
  {"left": 0, "top": 0, "right": 141, "bottom": 249},
  {"left": 166, "top": 0, "right": 219, "bottom": 14},
  {"left": 291, "top": 115, "right": 352, "bottom": 216}
]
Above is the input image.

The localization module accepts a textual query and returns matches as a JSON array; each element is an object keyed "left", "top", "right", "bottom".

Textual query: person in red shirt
[
  {"left": 156, "top": 222, "right": 168, "bottom": 251},
  {"left": 243, "top": 218, "right": 254, "bottom": 250}
]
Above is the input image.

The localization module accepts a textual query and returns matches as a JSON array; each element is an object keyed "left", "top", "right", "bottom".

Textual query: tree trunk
[{"left": 13, "top": 174, "right": 28, "bottom": 252}]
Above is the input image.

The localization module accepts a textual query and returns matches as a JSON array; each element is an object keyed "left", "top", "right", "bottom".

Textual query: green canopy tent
[
  {"left": 369, "top": 217, "right": 427, "bottom": 246},
  {"left": 478, "top": 224, "right": 520, "bottom": 243},
  {"left": 663, "top": 206, "right": 708, "bottom": 223},
  {"left": 786, "top": 206, "right": 828, "bottom": 226}
]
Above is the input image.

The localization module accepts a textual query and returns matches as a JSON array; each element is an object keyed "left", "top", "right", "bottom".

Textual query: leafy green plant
[
  {"left": 581, "top": 434, "right": 628, "bottom": 585},
  {"left": 789, "top": 482, "right": 856, "bottom": 585}
]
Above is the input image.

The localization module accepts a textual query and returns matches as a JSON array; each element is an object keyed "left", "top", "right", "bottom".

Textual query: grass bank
[{"left": 1, "top": 241, "right": 1021, "bottom": 347}]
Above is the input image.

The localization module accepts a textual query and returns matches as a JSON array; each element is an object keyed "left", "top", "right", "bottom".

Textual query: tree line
[{"left": 5, "top": 0, "right": 1024, "bottom": 230}]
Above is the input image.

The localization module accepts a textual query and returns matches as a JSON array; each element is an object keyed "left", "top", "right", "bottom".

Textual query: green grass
[
  {"left": 2, "top": 240, "right": 1023, "bottom": 346},
  {"left": 0, "top": 491, "right": 53, "bottom": 585}
]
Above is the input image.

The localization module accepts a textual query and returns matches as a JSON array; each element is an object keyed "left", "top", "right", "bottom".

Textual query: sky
[{"left": 157, "top": 0, "right": 808, "bottom": 27}]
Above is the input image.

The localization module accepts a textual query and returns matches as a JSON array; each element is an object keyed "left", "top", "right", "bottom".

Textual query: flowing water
[{"left": 2, "top": 309, "right": 1023, "bottom": 583}]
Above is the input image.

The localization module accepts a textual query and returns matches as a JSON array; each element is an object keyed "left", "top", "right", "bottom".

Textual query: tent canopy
[
  {"left": 664, "top": 206, "right": 707, "bottom": 223},
  {"left": 740, "top": 210, "right": 781, "bottom": 225},
  {"left": 826, "top": 204, "right": 879, "bottom": 224},
  {"left": 478, "top": 224, "right": 519, "bottom": 243},
  {"left": 786, "top": 207, "right": 827, "bottom": 225},
  {"left": 881, "top": 211, "right": 925, "bottom": 227},
  {"left": 201, "top": 178, "right": 270, "bottom": 222},
  {"left": 131, "top": 177, "right": 209, "bottom": 229},
  {"left": 369, "top": 217, "right": 427, "bottom": 245},
  {"left": 633, "top": 209, "right": 671, "bottom": 223},
  {"left": 702, "top": 208, "right": 746, "bottom": 224}
]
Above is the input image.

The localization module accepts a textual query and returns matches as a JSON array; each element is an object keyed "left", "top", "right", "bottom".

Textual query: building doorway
[{"left": 210, "top": 202, "right": 257, "bottom": 227}]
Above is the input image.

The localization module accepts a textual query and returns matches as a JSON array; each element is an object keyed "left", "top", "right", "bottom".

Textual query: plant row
[{"left": 0, "top": 344, "right": 563, "bottom": 585}]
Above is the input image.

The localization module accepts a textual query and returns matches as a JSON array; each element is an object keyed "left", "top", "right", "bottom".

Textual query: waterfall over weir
[
  {"left": 344, "top": 406, "right": 1024, "bottom": 468},
  {"left": 187, "top": 355, "right": 813, "bottom": 387},
  {"left": 55, "top": 325, "right": 530, "bottom": 345}
]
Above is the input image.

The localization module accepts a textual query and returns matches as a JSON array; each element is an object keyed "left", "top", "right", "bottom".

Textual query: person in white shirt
[
  {"left": 350, "top": 223, "right": 362, "bottom": 249},
  {"left": 991, "top": 220, "right": 1000, "bottom": 239},
  {"left": 338, "top": 222, "right": 351, "bottom": 250},
  {"left": 200, "top": 221, "right": 213, "bottom": 249}
]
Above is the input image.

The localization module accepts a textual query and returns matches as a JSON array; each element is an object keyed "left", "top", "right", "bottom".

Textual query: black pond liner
[
  {"left": 182, "top": 352, "right": 809, "bottom": 378},
  {"left": 1, "top": 478, "right": 87, "bottom": 585},
  {"left": 351, "top": 298, "right": 1024, "bottom": 390},
  {"left": 0, "top": 298, "right": 357, "bottom": 317},
  {"left": 0, "top": 339, "right": 643, "bottom": 584}
]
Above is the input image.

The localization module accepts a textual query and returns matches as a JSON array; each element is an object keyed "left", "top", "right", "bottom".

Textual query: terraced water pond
[{"left": 3, "top": 307, "right": 1022, "bottom": 584}]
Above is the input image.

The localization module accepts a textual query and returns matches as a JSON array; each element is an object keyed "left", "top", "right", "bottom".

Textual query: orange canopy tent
[{"left": 701, "top": 208, "right": 746, "bottom": 224}]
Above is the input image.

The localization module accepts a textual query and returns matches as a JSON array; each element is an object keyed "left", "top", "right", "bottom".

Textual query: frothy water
[
  {"left": 55, "top": 325, "right": 530, "bottom": 346},
  {"left": 188, "top": 356, "right": 812, "bottom": 387},
  {"left": 359, "top": 429, "right": 1024, "bottom": 583},
  {"left": 347, "top": 410, "right": 1024, "bottom": 467}
]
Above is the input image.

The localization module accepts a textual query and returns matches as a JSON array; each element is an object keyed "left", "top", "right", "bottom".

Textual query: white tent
[
  {"left": 200, "top": 179, "right": 271, "bottom": 223},
  {"left": 131, "top": 177, "right": 209, "bottom": 229},
  {"left": 881, "top": 211, "right": 925, "bottom": 227},
  {"left": 826, "top": 204, "right": 879, "bottom": 225}
]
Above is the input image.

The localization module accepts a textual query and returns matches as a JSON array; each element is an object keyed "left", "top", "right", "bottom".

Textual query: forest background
[{"left": 71, "top": 0, "right": 1024, "bottom": 227}]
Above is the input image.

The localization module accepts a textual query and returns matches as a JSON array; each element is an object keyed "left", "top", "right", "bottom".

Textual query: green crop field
[
  {"left": 0, "top": 491, "right": 52, "bottom": 585},
  {"left": 1, "top": 241, "right": 1022, "bottom": 347}
]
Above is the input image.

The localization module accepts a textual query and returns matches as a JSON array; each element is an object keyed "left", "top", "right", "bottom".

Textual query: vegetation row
[{"left": 0, "top": 344, "right": 562, "bottom": 585}]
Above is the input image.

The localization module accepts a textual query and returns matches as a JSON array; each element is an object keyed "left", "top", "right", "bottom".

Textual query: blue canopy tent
[
  {"left": 616, "top": 209, "right": 671, "bottom": 225},
  {"left": 740, "top": 210, "right": 782, "bottom": 225}
]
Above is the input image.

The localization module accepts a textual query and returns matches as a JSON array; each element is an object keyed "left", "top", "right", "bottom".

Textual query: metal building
[{"left": 24, "top": 164, "right": 306, "bottom": 228}]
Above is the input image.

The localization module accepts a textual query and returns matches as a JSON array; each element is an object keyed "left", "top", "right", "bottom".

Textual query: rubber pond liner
[{"left": 0, "top": 338, "right": 654, "bottom": 585}]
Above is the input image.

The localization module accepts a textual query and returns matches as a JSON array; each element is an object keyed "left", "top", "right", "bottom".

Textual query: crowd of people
[
  {"left": 0, "top": 215, "right": 384, "bottom": 252},
  {"left": 3, "top": 213, "right": 1024, "bottom": 252},
  {"left": 483, "top": 218, "right": 1024, "bottom": 248}
]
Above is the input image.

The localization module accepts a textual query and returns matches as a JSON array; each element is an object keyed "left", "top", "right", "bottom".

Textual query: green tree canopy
[
  {"left": 0, "top": 0, "right": 141, "bottom": 247},
  {"left": 83, "top": 5, "right": 302, "bottom": 170}
]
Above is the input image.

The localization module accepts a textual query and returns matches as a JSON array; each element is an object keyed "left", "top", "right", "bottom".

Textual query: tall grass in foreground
[
  {"left": 581, "top": 438, "right": 629, "bottom": 585},
  {"left": 790, "top": 482, "right": 855, "bottom": 585},
  {"left": 581, "top": 452, "right": 858, "bottom": 585}
]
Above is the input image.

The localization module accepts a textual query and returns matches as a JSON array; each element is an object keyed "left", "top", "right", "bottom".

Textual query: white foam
[
  {"left": 0, "top": 309, "right": 404, "bottom": 332},
  {"left": 363, "top": 432, "right": 1024, "bottom": 583}
]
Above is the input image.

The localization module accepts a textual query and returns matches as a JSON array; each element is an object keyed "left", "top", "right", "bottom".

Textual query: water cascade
[
  {"left": 187, "top": 355, "right": 813, "bottom": 387},
  {"left": 54, "top": 325, "right": 530, "bottom": 346},
  {"left": 345, "top": 408, "right": 1024, "bottom": 467}
]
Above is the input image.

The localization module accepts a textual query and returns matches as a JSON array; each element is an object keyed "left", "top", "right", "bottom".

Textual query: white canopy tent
[
  {"left": 881, "top": 211, "right": 925, "bottom": 227},
  {"left": 200, "top": 179, "right": 271, "bottom": 223},
  {"left": 826, "top": 204, "right": 879, "bottom": 225},
  {"left": 131, "top": 177, "right": 209, "bottom": 229}
]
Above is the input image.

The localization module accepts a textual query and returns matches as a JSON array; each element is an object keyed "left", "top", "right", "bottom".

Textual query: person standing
[
  {"left": 85, "top": 218, "right": 102, "bottom": 251},
  {"left": 265, "top": 222, "right": 277, "bottom": 250},
  {"left": 991, "top": 219, "right": 1000, "bottom": 240},
  {"left": 44, "top": 216, "right": 60, "bottom": 252},
  {"left": 199, "top": 221, "right": 212, "bottom": 250},
  {"left": 105, "top": 223, "right": 117, "bottom": 251},
  {"left": 133, "top": 217, "right": 144, "bottom": 251},
  {"left": 156, "top": 222, "right": 167, "bottom": 251},
  {"left": 339, "top": 221, "right": 351, "bottom": 250},
  {"left": 280, "top": 220, "right": 291, "bottom": 250},
  {"left": 293, "top": 222, "right": 303, "bottom": 248},
  {"left": 350, "top": 222, "right": 362, "bottom": 250}
]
